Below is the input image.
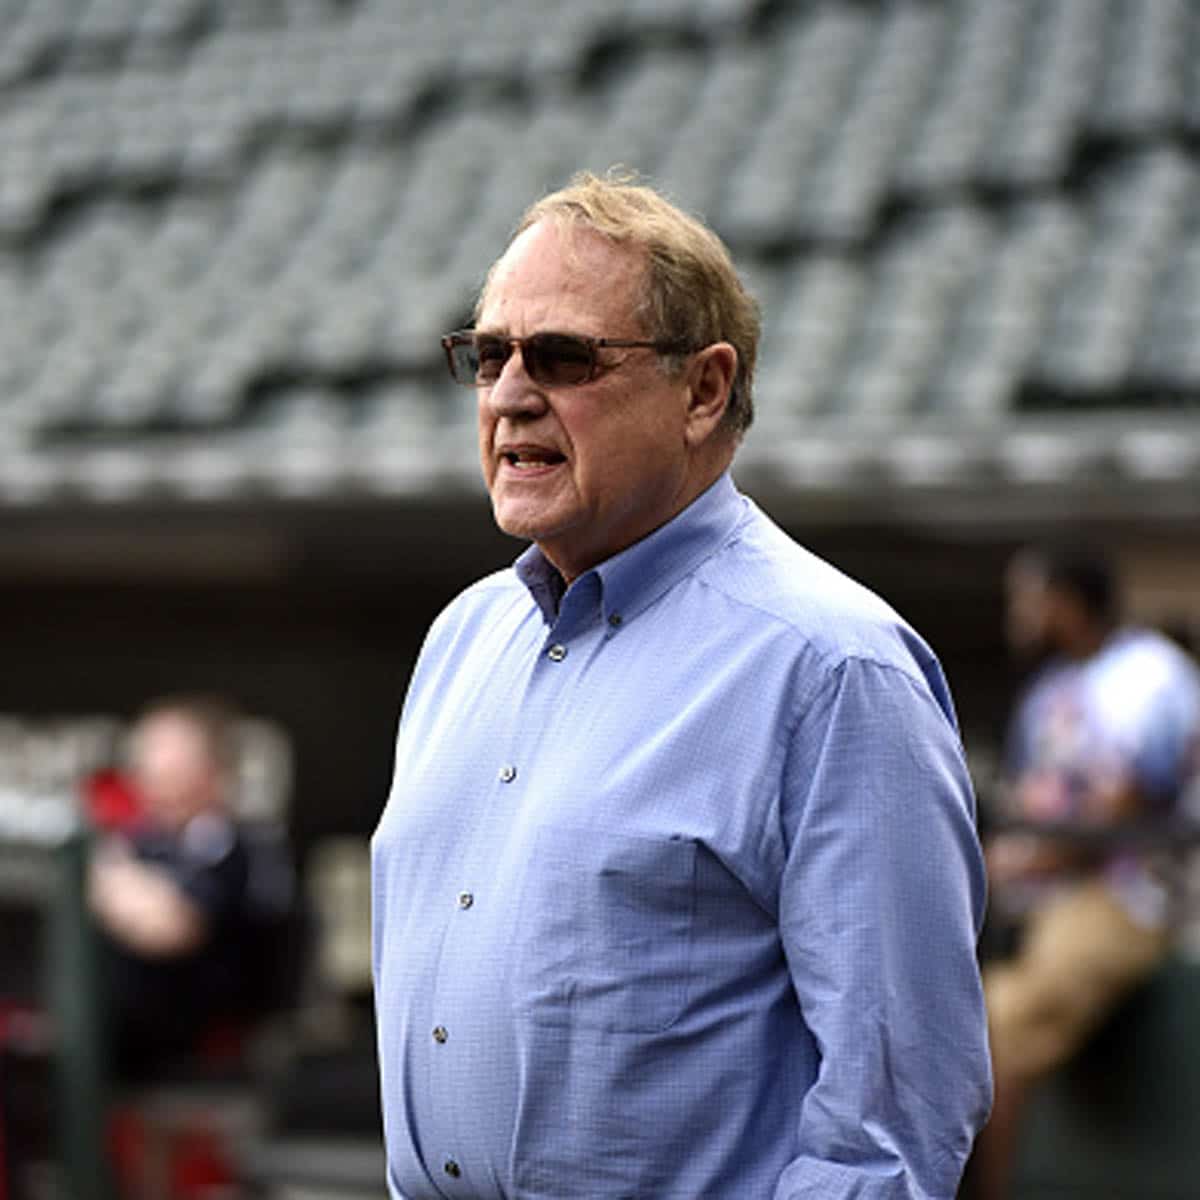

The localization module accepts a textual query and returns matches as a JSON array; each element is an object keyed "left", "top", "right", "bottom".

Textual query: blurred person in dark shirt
[{"left": 88, "top": 695, "right": 256, "bottom": 1081}]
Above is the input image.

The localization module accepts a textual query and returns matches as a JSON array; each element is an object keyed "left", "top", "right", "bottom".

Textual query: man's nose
[{"left": 482, "top": 346, "right": 547, "bottom": 416}]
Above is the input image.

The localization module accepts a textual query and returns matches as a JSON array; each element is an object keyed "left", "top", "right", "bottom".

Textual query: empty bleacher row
[
  {"left": 6, "top": 1, "right": 1200, "bottom": 242},
  {"left": 0, "top": 0, "right": 1198, "bottom": 505}
]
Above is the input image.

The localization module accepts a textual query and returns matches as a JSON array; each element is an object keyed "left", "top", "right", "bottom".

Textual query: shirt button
[
  {"left": 457, "top": 891, "right": 474, "bottom": 910},
  {"left": 498, "top": 764, "right": 517, "bottom": 783},
  {"left": 444, "top": 1159, "right": 461, "bottom": 1179},
  {"left": 608, "top": 613, "right": 623, "bottom": 628},
  {"left": 432, "top": 1025, "right": 448, "bottom": 1044},
  {"left": 547, "top": 642, "right": 567, "bottom": 662}
]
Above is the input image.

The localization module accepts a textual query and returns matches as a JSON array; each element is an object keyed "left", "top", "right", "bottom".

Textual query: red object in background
[
  {"left": 171, "top": 1125, "right": 236, "bottom": 1198},
  {"left": 106, "top": 1108, "right": 144, "bottom": 1194},
  {"left": 83, "top": 769, "right": 144, "bottom": 833},
  {"left": 107, "top": 1108, "right": 237, "bottom": 1200}
]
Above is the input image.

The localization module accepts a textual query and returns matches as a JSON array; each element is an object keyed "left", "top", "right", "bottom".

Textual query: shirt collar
[{"left": 514, "top": 471, "right": 748, "bottom": 629}]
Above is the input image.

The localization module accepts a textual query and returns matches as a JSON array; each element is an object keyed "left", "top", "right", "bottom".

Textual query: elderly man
[{"left": 371, "top": 173, "right": 991, "bottom": 1199}]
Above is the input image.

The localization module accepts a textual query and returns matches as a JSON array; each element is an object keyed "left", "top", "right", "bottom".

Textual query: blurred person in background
[
  {"left": 371, "top": 171, "right": 991, "bottom": 1199},
  {"left": 88, "top": 695, "right": 256, "bottom": 1081},
  {"left": 972, "top": 545, "right": 1200, "bottom": 1200}
]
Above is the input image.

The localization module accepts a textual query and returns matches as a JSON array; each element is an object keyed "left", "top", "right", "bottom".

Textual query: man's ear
[{"left": 684, "top": 342, "right": 738, "bottom": 447}]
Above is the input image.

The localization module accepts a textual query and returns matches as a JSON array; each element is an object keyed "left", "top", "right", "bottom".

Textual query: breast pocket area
[{"left": 514, "top": 826, "right": 696, "bottom": 1034}]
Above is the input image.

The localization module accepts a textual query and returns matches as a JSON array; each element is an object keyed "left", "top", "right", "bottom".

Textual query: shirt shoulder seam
[{"left": 688, "top": 568, "right": 928, "bottom": 688}]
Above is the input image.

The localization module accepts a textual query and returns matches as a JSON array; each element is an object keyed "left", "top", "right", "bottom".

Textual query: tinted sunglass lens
[
  {"left": 472, "top": 336, "right": 511, "bottom": 383},
  {"left": 528, "top": 334, "right": 594, "bottom": 386},
  {"left": 447, "top": 342, "right": 471, "bottom": 383}
]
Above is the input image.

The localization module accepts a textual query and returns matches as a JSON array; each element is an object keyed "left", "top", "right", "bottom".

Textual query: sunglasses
[{"left": 441, "top": 330, "right": 692, "bottom": 389}]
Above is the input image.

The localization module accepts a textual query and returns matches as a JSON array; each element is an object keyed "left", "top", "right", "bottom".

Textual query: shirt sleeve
[
  {"left": 774, "top": 657, "right": 993, "bottom": 1200},
  {"left": 1112, "top": 649, "right": 1200, "bottom": 802}
]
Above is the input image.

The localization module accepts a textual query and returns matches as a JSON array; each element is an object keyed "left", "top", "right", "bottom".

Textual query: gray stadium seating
[{"left": 0, "top": 0, "right": 1196, "bottom": 505}]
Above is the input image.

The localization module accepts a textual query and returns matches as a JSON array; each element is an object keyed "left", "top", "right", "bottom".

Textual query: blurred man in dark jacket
[{"left": 89, "top": 695, "right": 256, "bottom": 1080}]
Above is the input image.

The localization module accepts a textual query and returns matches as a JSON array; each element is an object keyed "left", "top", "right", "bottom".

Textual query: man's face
[
  {"left": 475, "top": 220, "right": 696, "bottom": 582},
  {"left": 131, "top": 713, "right": 220, "bottom": 833}
]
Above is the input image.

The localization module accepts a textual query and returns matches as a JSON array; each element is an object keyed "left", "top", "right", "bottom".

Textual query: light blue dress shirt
[{"left": 372, "top": 472, "right": 992, "bottom": 1199}]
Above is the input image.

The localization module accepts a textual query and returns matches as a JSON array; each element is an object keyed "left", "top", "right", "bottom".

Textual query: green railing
[{"left": 0, "top": 798, "right": 113, "bottom": 1200}]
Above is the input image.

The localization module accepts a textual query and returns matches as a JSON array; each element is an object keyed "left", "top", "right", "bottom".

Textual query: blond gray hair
[{"left": 478, "top": 170, "right": 760, "bottom": 436}]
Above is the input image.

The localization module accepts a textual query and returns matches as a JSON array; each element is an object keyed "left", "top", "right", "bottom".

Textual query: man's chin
[
  {"left": 493, "top": 509, "right": 550, "bottom": 544},
  {"left": 491, "top": 496, "right": 562, "bottom": 543}
]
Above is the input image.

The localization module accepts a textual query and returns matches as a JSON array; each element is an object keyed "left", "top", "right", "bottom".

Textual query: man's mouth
[{"left": 502, "top": 448, "right": 566, "bottom": 470}]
